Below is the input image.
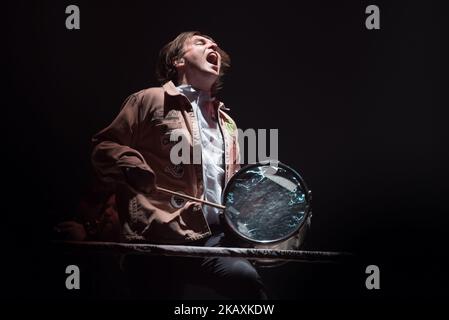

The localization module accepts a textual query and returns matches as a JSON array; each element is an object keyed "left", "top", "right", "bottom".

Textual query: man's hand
[{"left": 122, "top": 167, "right": 156, "bottom": 195}]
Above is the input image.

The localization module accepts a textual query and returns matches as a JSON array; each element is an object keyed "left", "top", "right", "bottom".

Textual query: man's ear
[{"left": 173, "top": 57, "right": 185, "bottom": 67}]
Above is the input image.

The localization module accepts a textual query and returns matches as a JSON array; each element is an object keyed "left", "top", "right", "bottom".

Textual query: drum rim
[{"left": 221, "top": 160, "right": 311, "bottom": 245}]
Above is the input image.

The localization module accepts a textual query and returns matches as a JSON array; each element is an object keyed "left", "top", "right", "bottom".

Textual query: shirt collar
[
  {"left": 162, "top": 81, "right": 229, "bottom": 111},
  {"left": 176, "top": 84, "right": 215, "bottom": 103}
]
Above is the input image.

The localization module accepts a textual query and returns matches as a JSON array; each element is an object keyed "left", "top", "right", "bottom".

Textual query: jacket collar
[
  {"left": 162, "top": 81, "right": 230, "bottom": 111},
  {"left": 163, "top": 81, "right": 182, "bottom": 97}
]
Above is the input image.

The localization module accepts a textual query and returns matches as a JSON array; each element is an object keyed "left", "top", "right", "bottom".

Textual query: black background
[{"left": 3, "top": 0, "right": 448, "bottom": 304}]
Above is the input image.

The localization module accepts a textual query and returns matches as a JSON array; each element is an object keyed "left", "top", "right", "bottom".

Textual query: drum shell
[{"left": 252, "top": 213, "right": 311, "bottom": 267}]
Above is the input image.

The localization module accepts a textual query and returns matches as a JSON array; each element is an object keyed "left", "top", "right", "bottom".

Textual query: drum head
[{"left": 222, "top": 161, "right": 310, "bottom": 244}]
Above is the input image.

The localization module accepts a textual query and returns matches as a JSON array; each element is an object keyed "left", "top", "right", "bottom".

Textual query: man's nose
[{"left": 208, "top": 42, "right": 218, "bottom": 51}]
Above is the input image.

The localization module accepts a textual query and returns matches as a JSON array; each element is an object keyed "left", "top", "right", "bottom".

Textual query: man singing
[{"left": 92, "top": 31, "right": 267, "bottom": 299}]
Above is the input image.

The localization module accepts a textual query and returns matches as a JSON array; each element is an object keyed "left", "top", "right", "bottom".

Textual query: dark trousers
[{"left": 123, "top": 232, "right": 267, "bottom": 300}]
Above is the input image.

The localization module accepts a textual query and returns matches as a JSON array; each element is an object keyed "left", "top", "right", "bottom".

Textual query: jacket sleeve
[{"left": 91, "top": 92, "right": 154, "bottom": 184}]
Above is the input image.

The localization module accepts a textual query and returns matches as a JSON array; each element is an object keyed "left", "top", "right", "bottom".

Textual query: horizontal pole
[{"left": 53, "top": 241, "right": 353, "bottom": 264}]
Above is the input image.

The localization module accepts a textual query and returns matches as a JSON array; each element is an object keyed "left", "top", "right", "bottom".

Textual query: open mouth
[{"left": 206, "top": 52, "right": 219, "bottom": 66}]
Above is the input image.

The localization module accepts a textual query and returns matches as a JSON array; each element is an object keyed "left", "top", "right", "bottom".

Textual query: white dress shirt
[{"left": 177, "top": 85, "right": 224, "bottom": 227}]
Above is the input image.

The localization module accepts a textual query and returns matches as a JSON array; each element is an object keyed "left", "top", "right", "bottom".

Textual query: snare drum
[{"left": 221, "top": 161, "right": 312, "bottom": 266}]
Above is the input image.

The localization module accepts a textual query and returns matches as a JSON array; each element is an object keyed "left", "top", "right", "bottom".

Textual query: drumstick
[{"left": 156, "top": 186, "right": 226, "bottom": 210}]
